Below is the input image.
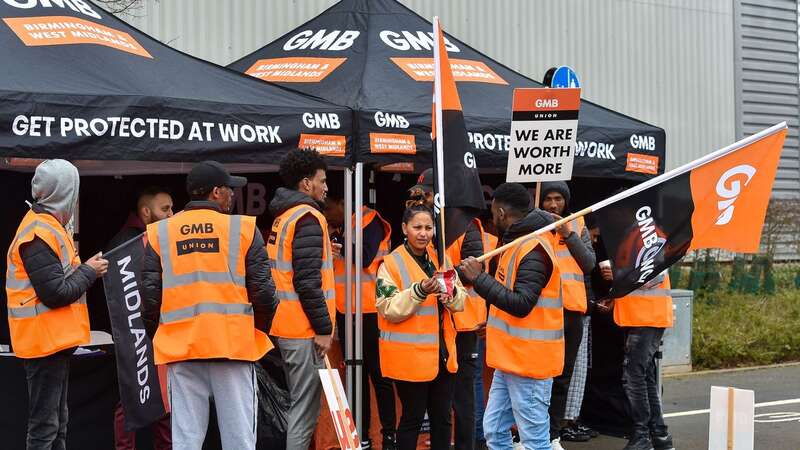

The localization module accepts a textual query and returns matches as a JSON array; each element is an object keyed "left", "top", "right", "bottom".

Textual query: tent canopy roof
[
  {"left": 230, "top": 0, "right": 666, "bottom": 180},
  {"left": 0, "top": 0, "right": 353, "bottom": 164}
]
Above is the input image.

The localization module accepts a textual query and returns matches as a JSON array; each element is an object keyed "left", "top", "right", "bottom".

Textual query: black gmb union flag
[
  {"left": 593, "top": 124, "right": 787, "bottom": 298},
  {"left": 102, "top": 234, "right": 166, "bottom": 431},
  {"left": 431, "top": 17, "right": 484, "bottom": 263}
]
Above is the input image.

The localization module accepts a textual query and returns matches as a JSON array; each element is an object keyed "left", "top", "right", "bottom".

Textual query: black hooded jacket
[
  {"left": 455, "top": 220, "right": 485, "bottom": 282},
  {"left": 472, "top": 209, "right": 554, "bottom": 318},
  {"left": 268, "top": 188, "right": 333, "bottom": 336},
  {"left": 141, "top": 201, "right": 277, "bottom": 338},
  {"left": 18, "top": 204, "right": 96, "bottom": 310},
  {"left": 540, "top": 180, "right": 596, "bottom": 301}
]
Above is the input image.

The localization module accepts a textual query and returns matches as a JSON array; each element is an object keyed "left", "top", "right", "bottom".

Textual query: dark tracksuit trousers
[
  {"left": 453, "top": 330, "right": 479, "bottom": 450},
  {"left": 23, "top": 351, "right": 71, "bottom": 450},
  {"left": 394, "top": 368, "right": 455, "bottom": 450},
  {"left": 623, "top": 327, "right": 668, "bottom": 439},
  {"left": 549, "top": 309, "right": 585, "bottom": 439},
  {"left": 337, "top": 312, "right": 397, "bottom": 441}
]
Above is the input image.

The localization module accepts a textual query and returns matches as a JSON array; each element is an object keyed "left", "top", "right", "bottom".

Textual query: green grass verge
[{"left": 692, "top": 288, "right": 800, "bottom": 369}]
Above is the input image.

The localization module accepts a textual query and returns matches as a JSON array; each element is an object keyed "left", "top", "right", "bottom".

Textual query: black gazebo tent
[
  {"left": 229, "top": 0, "right": 668, "bottom": 439},
  {"left": 0, "top": 0, "right": 354, "bottom": 165},
  {"left": 228, "top": 0, "right": 666, "bottom": 180},
  {"left": 0, "top": 2, "right": 358, "bottom": 448}
]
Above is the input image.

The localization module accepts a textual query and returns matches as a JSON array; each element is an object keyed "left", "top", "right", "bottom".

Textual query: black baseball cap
[
  {"left": 186, "top": 161, "right": 247, "bottom": 193},
  {"left": 409, "top": 168, "right": 434, "bottom": 193}
]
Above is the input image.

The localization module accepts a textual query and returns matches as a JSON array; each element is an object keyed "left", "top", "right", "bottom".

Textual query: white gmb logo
[{"left": 715, "top": 164, "right": 756, "bottom": 225}]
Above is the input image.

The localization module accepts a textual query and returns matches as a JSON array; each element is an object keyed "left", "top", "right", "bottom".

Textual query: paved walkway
[{"left": 563, "top": 364, "right": 800, "bottom": 450}]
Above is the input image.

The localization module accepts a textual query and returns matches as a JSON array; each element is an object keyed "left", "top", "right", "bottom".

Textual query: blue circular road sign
[{"left": 551, "top": 66, "right": 580, "bottom": 88}]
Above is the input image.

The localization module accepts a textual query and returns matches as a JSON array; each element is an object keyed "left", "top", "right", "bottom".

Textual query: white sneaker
[
  {"left": 512, "top": 441, "right": 525, "bottom": 450},
  {"left": 551, "top": 437, "right": 566, "bottom": 450}
]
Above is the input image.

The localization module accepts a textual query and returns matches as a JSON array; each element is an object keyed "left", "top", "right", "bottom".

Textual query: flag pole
[
  {"left": 727, "top": 387, "right": 735, "bottom": 450},
  {"left": 477, "top": 206, "right": 591, "bottom": 262},
  {"left": 433, "top": 16, "right": 450, "bottom": 269},
  {"left": 534, "top": 182, "right": 541, "bottom": 209},
  {"left": 593, "top": 121, "right": 787, "bottom": 211},
  {"left": 477, "top": 122, "right": 787, "bottom": 263}
]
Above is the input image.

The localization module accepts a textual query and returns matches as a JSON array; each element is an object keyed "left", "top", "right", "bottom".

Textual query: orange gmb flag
[
  {"left": 688, "top": 129, "right": 786, "bottom": 253},
  {"left": 430, "top": 17, "right": 484, "bottom": 264},
  {"left": 593, "top": 124, "right": 787, "bottom": 297}
]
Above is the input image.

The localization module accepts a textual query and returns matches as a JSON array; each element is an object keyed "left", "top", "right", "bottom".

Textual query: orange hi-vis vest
[
  {"left": 487, "top": 234, "right": 564, "bottom": 379},
  {"left": 334, "top": 207, "right": 392, "bottom": 314},
  {"left": 484, "top": 233, "right": 498, "bottom": 256},
  {"left": 448, "top": 218, "right": 488, "bottom": 331},
  {"left": 6, "top": 210, "right": 90, "bottom": 359},
  {"left": 378, "top": 244, "right": 458, "bottom": 382},
  {"left": 483, "top": 232, "right": 499, "bottom": 273},
  {"left": 614, "top": 274, "right": 673, "bottom": 328},
  {"left": 550, "top": 216, "right": 588, "bottom": 313},
  {"left": 268, "top": 204, "right": 336, "bottom": 338},
  {"left": 146, "top": 209, "right": 272, "bottom": 364}
]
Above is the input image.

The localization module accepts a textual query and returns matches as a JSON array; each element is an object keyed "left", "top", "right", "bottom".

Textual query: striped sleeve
[{"left": 375, "top": 263, "right": 426, "bottom": 323}]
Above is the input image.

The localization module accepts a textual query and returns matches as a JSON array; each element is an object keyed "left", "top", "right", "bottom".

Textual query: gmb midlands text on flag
[
  {"left": 102, "top": 234, "right": 166, "bottom": 431},
  {"left": 430, "top": 16, "right": 484, "bottom": 263},
  {"left": 594, "top": 123, "right": 787, "bottom": 298}
]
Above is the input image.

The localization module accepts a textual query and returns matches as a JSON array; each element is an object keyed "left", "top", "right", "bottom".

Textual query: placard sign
[
  {"left": 319, "top": 369, "right": 362, "bottom": 450},
  {"left": 708, "top": 386, "right": 754, "bottom": 450},
  {"left": 506, "top": 88, "right": 581, "bottom": 182}
]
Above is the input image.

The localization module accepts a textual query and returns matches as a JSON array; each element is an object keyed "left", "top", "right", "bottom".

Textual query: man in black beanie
[{"left": 539, "top": 181, "right": 596, "bottom": 449}]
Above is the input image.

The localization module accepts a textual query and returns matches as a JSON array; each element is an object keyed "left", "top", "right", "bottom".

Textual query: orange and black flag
[
  {"left": 593, "top": 123, "right": 787, "bottom": 297},
  {"left": 431, "top": 16, "right": 484, "bottom": 264}
]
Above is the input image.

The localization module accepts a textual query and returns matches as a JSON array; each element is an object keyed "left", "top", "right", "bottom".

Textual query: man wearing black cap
[
  {"left": 539, "top": 181, "right": 596, "bottom": 450},
  {"left": 409, "top": 168, "right": 485, "bottom": 450},
  {"left": 142, "top": 161, "right": 277, "bottom": 450}
]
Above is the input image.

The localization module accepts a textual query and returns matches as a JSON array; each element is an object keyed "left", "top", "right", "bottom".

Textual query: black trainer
[
  {"left": 577, "top": 422, "right": 600, "bottom": 438},
  {"left": 560, "top": 425, "right": 591, "bottom": 442},
  {"left": 475, "top": 439, "right": 488, "bottom": 450},
  {"left": 382, "top": 431, "right": 398, "bottom": 450},
  {"left": 622, "top": 435, "right": 654, "bottom": 450},
  {"left": 651, "top": 432, "right": 675, "bottom": 450}
]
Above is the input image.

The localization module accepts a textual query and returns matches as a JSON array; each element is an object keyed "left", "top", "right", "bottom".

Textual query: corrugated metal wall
[
  {"left": 734, "top": 0, "right": 799, "bottom": 199},
  {"left": 121, "top": 0, "right": 737, "bottom": 172},
  {"left": 732, "top": 0, "right": 800, "bottom": 260}
]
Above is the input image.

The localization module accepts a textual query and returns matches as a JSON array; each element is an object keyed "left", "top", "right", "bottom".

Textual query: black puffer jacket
[
  {"left": 473, "top": 209, "right": 554, "bottom": 318},
  {"left": 454, "top": 220, "right": 484, "bottom": 284},
  {"left": 19, "top": 239, "right": 96, "bottom": 310},
  {"left": 141, "top": 201, "right": 277, "bottom": 337},
  {"left": 268, "top": 188, "right": 333, "bottom": 336}
]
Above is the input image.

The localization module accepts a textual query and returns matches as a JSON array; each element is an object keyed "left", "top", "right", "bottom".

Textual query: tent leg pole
[
  {"left": 354, "top": 162, "right": 364, "bottom": 440},
  {"left": 344, "top": 167, "right": 354, "bottom": 407},
  {"left": 369, "top": 168, "right": 376, "bottom": 207}
]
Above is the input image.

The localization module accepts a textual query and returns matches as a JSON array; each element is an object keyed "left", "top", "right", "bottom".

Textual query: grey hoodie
[{"left": 31, "top": 159, "right": 79, "bottom": 227}]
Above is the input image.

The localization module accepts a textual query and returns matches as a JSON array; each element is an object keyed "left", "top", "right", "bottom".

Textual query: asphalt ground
[{"left": 563, "top": 363, "right": 800, "bottom": 450}]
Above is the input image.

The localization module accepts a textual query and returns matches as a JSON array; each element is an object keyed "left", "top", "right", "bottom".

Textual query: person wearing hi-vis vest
[
  {"left": 375, "top": 204, "right": 466, "bottom": 450},
  {"left": 6, "top": 159, "right": 108, "bottom": 450},
  {"left": 106, "top": 186, "right": 174, "bottom": 450},
  {"left": 538, "top": 181, "right": 596, "bottom": 450},
  {"left": 141, "top": 161, "right": 277, "bottom": 450},
  {"left": 324, "top": 192, "right": 398, "bottom": 450},
  {"left": 408, "top": 168, "right": 485, "bottom": 450},
  {"left": 599, "top": 264, "right": 675, "bottom": 450},
  {"left": 458, "top": 183, "right": 562, "bottom": 450},
  {"left": 267, "top": 148, "right": 337, "bottom": 450}
]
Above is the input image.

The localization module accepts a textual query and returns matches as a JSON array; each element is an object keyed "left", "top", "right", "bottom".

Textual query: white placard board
[
  {"left": 506, "top": 88, "right": 580, "bottom": 182},
  {"left": 708, "top": 386, "right": 754, "bottom": 450},
  {"left": 319, "top": 369, "right": 362, "bottom": 450}
]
